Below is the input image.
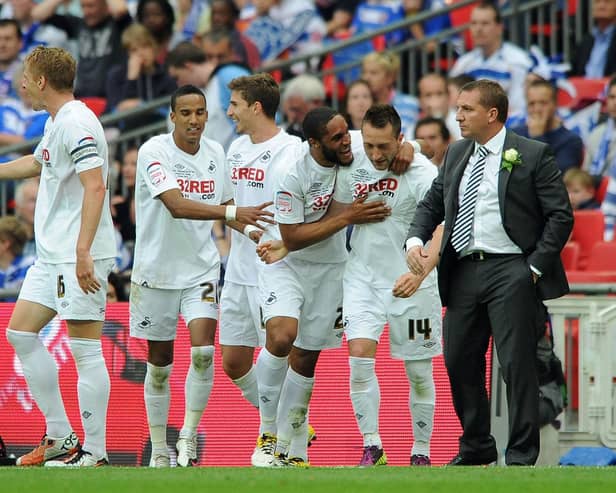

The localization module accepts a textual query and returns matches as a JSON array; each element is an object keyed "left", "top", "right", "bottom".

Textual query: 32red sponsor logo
[
  {"left": 177, "top": 179, "right": 215, "bottom": 194},
  {"left": 231, "top": 167, "right": 265, "bottom": 182},
  {"left": 354, "top": 178, "right": 398, "bottom": 198}
]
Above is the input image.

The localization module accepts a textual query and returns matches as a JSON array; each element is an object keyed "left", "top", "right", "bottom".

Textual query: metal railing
[{"left": 0, "top": 0, "right": 591, "bottom": 214}]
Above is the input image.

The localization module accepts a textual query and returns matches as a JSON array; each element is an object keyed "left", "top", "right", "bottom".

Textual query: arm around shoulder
[{"left": 0, "top": 155, "right": 42, "bottom": 180}]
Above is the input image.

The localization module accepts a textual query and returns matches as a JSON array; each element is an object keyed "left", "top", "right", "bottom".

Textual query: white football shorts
[
  {"left": 219, "top": 281, "right": 264, "bottom": 347},
  {"left": 343, "top": 274, "right": 443, "bottom": 360},
  {"left": 129, "top": 280, "right": 219, "bottom": 341},
  {"left": 259, "top": 259, "right": 344, "bottom": 351},
  {"left": 18, "top": 258, "right": 114, "bottom": 321}
]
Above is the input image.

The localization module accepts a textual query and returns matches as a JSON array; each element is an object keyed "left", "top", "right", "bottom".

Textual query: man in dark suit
[
  {"left": 570, "top": 0, "right": 616, "bottom": 78},
  {"left": 406, "top": 80, "right": 573, "bottom": 466}
]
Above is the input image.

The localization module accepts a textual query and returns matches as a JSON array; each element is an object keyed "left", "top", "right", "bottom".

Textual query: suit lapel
[
  {"left": 498, "top": 131, "right": 517, "bottom": 220},
  {"left": 451, "top": 141, "right": 476, "bottom": 215}
]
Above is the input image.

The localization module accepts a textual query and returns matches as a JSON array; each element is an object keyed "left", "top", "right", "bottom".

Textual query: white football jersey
[
  {"left": 33, "top": 100, "right": 115, "bottom": 263},
  {"left": 334, "top": 151, "right": 438, "bottom": 288},
  {"left": 225, "top": 129, "right": 302, "bottom": 286},
  {"left": 131, "top": 133, "right": 232, "bottom": 289},
  {"left": 274, "top": 145, "right": 351, "bottom": 264}
]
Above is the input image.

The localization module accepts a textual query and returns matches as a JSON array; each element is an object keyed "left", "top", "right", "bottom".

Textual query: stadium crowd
[{"left": 0, "top": 0, "right": 612, "bottom": 469}]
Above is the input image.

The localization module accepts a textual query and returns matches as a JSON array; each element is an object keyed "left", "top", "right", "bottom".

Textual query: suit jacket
[
  {"left": 407, "top": 130, "right": 574, "bottom": 306},
  {"left": 570, "top": 30, "right": 616, "bottom": 77}
]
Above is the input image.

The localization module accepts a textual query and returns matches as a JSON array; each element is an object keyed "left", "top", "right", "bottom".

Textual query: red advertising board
[{"left": 0, "top": 303, "right": 475, "bottom": 466}]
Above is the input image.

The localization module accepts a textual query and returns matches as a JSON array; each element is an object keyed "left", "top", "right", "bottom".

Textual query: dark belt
[{"left": 461, "top": 251, "right": 521, "bottom": 261}]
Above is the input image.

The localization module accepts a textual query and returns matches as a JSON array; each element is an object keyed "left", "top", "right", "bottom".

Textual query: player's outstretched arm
[
  {"left": 0, "top": 155, "right": 42, "bottom": 180},
  {"left": 280, "top": 197, "right": 391, "bottom": 252},
  {"left": 159, "top": 190, "right": 274, "bottom": 226},
  {"left": 76, "top": 167, "right": 107, "bottom": 294}
]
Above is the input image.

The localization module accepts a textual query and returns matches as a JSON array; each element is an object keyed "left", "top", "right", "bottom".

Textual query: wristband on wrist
[
  {"left": 225, "top": 205, "right": 237, "bottom": 221},
  {"left": 243, "top": 224, "right": 260, "bottom": 238}
]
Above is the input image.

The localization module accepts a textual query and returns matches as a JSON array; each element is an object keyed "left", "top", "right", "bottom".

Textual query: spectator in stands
[
  {"left": 512, "top": 80, "right": 584, "bottom": 173},
  {"left": 448, "top": 1, "right": 532, "bottom": 115},
  {"left": 9, "top": 0, "right": 71, "bottom": 54},
  {"left": 0, "top": 19, "right": 23, "bottom": 100},
  {"left": 244, "top": 0, "right": 326, "bottom": 73},
  {"left": 105, "top": 23, "right": 177, "bottom": 114},
  {"left": 315, "top": 0, "right": 358, "bottom": 36},
  {"left": 417, "top": 72, "right": 461, "bottom": 140},
  {"left": 280, "top": 74, "right": 325, "bottom": 140},
  {"left": 361, "top": 51, "right": 419, "bottom": 137},
  {"left": 167, "top": 40, "right": 214, "bottom": 87},
  {"left": 136, "top": 0, "right": 175, "bottom": 63},
  {"left": 447, "top": 73, "right": 475, "bottom": 109},
  {"left": 31, "top": 0, "right": 132, "bottom": 99},
  {"left": 0, "top": 63, "right": 48, "bottom": 152},
  {"left": 168, "top": 33, "right": 250, "bottom": 151},
  {"left": 13, "top": 178, "right": 38, "bottom": 258},
  {"left": 0, "top": 215, "right": 35, "bottom": 301},
  {"left": 111, "top": 145, "right": 137, "bottom": 244},
  {"left": 585, "top": 76, "right": 616, "bottom": 177},
  {"left": 209, "top": 0, "right": 260, "bottom": 70},
  {"left": 414, "top": 116, "right": 450, "bottom": 167},
  {"left": 342, "top": 78, "right": 373, "bottom": 130},
  {"left": 570, "top": 0, "right": 616, "bottom": 78},
  {"left": 563, "top": 168, "right": 600, "bottom": 211}
]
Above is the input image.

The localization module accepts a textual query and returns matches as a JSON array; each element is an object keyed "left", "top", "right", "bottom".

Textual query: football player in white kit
[
  {"left": 334, "top": 104, "right": 443, "bottom": 467},
  {"left": 2, "top": 47, "right": 116, "bottom": 467},
  {"left": 130, "top": 85, "right": 274, "bottom": 468},
  {"left": 219, "top": 74, "right": 305, "bottom": 466},
  {"left": 257, "top": 107, "right": 403, "bottom": 467}
]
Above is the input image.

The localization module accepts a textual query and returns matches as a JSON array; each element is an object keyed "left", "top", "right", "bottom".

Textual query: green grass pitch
[{"left": 2, "top": 467, "right": 616, "bottom": 493}]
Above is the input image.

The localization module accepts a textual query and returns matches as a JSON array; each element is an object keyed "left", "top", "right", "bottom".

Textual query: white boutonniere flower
[{"left": 501, "top": 148, "right": 522, "bottom": 172}]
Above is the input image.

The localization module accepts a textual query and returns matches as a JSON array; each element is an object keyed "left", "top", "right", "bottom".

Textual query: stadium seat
[
  {"left": 561, "top": 241, "right": 580, "bottom": 271},
  {"left": 449, "top": 0, "right": 477, "bottom": 51},
  {"left": 570, "top": 209, "right": 605, "bottom": 270},
  {"left": 586, "top": 241, "right": 616, "bottom": 271},
  {"left": 79, "top": 97, "right": 107, "bottom": 117},
  {"left": 595, "top": 176, "right": 609, "bottom": 204}
]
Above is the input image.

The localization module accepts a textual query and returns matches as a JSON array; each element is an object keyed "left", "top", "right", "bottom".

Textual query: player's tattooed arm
[{"left": 0, "top": 154, "right": 42, "bottom": 180}]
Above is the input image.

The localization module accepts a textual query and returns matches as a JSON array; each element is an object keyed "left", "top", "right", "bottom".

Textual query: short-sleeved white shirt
[
  {"left": 131, "top": 133, "right": 232, "bottom": 289},
  {"left": 224, "top": 129, "right": 302, "bottom": 286},
  {"left": 334, "top": 151, "right": 438, "bottom": 288},
  {"left": 274, "top": 145, "right": 348, "bottom": 264},
  {"left": 33, "top": 100, "right": 115, "bottom": 263}
]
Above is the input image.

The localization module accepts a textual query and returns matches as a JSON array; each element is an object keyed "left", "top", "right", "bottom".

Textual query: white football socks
[
  {"left": 405, "top": 359, "right": 436, "bottom": 457},
  {"left": 350, "top": 356, "right": 382, "bottom": 448},
  {"left": 276, "top": 367, "right": 313, "bottom": 460},
  {"left": 6, "top": 329, "right": 72, "bottom": 439},
  {"left": 232, "top": 365, "right": 259, "bottom": 408},
  {"left": 180, "top": 345, "right": 214, "bottom": 438},
  {"left": 69, "top": 337, "right": 110, "bottom": 459},
  {"left": 255, "top": 348, "right": 287, "bottom": 435},
  {"left": 144, "top": 362, "right": 172, "bottom": 454}
]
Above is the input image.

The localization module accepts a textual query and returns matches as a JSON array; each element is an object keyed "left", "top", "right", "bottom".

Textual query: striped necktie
[{"left": 451, "top": 145, "right": 489, "bottom": 253}]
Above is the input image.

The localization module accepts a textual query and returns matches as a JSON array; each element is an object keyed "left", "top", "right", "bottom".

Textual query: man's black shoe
[{"left": 447, "top": 453, "right": 497, "bottom": 466}]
